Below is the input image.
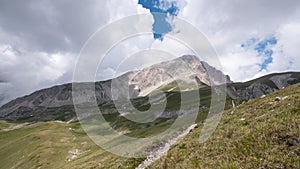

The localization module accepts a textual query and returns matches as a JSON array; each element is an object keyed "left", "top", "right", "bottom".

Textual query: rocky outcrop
[
  {"left": 270, "top": 74, "right": 299, "bottom": 89},
  {"left": 230, "top": 83, "right": 277, "bottom": 100},
  {"left": 227, "top": 72, "right": 300, "bottom": 100},
  {"left": 201, "top": 61, "right": 232, "bottom": 85}
]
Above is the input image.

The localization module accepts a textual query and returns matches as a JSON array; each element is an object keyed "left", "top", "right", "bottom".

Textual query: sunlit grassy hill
[{"left": 149, "top": 83, "right": 300, "bottom": 169}]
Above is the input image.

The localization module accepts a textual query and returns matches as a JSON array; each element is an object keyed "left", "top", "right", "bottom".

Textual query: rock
[
  {"left": 274, "top": 96, "right": 288, "bottom": 102},
  {"left": 260, "top": 95, "right": 266, "bottom": 98},
  {"left": 232, "top": 100, "right": 236, "bottom": 108},
  {"left": 270, "top": 74, "right": 298, "bottom": 89},
  {"left": 227, "top": 72, "right": 300, "bottom": 101},
  {"left": 66, "top": 149, "right": 80, "bottom": 161},
  {"left": 232, "top": 83, "right": 277, "bottom": 100}
]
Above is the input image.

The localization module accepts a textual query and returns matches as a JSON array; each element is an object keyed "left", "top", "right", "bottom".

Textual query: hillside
[
  {"left": 0, "top": 83, "right": 299, "bottom": 168},
  {"left": 149, "top": 83, "right": 300, "bottom": 169},
  {"left": 0, "top": 114, "right": 176, "bottom": 168}
]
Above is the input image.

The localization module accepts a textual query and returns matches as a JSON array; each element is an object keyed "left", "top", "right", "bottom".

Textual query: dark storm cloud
[{"left": 0, "top": 0, "right": 109, "bottom": 53}]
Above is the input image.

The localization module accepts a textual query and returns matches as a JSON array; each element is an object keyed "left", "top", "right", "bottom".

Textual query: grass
[
  {"left": 1, "top": 82, "right": 299, "bottom": 168},
  {"left": 149, "top": 83, "right": 300, "bottom": 169},
  {"left": 0, "top": 119, "right": 145, "bottom": 169},
  {"left": 0, "top": 111, "right": 180, "bottom": 168},
  {"left": 0, "top": 82, "right": 237, "bottom": 169}
]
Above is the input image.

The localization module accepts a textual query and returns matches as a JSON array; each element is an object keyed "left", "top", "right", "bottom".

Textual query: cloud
[
  {"left": 0, "top": 0, "right": 149, "bottom": 105},
  {"left": 0, "top": 44, "right": 76, "bottom": 104},
  {"left": 179, "top": 0, "right": 300, "bottom": 81},
  {"left": 268, "top": 22, "right": 300, "bottom": 72},
  {"left": 0, "top": 0, "right": 113, "bottom": 53}
]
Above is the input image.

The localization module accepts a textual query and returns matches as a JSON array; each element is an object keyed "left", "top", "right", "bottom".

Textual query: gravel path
[{"left": 136, "top": 124, "right": 197, "bottom": 169}]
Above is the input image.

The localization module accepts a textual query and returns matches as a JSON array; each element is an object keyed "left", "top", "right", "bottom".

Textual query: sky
[{"left": 0, "top": 0, "right": 300, "bottom": 105}]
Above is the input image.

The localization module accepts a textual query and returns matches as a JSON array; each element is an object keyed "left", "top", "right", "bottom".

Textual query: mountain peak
[{"left": 126, "top": 55, "right": 231, "bottom": 97}]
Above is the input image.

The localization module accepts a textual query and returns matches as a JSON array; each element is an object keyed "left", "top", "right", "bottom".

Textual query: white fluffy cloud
[
  {"left": 269, "top": 22, "right": 300, "bottom": 72},
  {"left": 179, "top": 0, "right": 300, "bottom": 81}
]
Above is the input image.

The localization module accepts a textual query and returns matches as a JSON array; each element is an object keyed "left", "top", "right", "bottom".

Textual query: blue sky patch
[
  {"left": 138, "top": 0, "right": 179, "bottom": 41},
  {"left": 242, "top": 37, "right": 277, "bottom": 71},
  {"left": 254, "top": 37, "right": 277, "bottom": 54}
]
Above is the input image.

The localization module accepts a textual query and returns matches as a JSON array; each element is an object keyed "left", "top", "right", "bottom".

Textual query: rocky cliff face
[
  {"left": 228, "top": 83, "right": 277, "bottom": 100},
  {"left": 269, "top": 74, "right": 300, "bottom": 89},
  {"left": 0, "top": 55, "right": 231, "bottom": 120},
  {"left": 126, "top": 55, "right": 231, "bottom": 97},
  {"left": 227, "top": 72, "right": 300, "bottom": 100}
]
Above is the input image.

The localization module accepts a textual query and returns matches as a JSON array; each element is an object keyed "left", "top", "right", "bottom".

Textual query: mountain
[
  {"left": 228, "top": 72, "right": 300, "bottom": 100},
  {"left": 1, "top": 54, "right": 300, "bottom": 122},
  {"left": 0, "top": 55, "right": 231, "bottom": 121}
]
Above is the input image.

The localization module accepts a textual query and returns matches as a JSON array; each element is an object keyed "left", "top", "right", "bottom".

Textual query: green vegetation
[
  {"left": 0, "top": 119, "right": 143, "bottom": 169},
  {"left": 0, "top": 111, "right": 178, "bottom": 168},
  {"left": 149, "top": 83, "right": 300, "bottom": 169},
  {"left": 10, "top": 105, "right": 76, "bottom": 122},
  {"left": 1, "top": 82, "right": 299, "bottom": 168}
]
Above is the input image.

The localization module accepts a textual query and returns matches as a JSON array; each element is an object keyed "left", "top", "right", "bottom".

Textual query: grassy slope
[
  {"left": 1, "top": 82, "right": 299, "bottom": 168},
  {"left": 0, "top": 83, "right": 217, "bottom": 169},
  {"left": 149, "top": 83, "right": 300, "bottom": 169},
  {"left": 0, "top": 116, "right": 169, "bottom": 169},
  {"left": 0, "top": 86, "right": 220, "bottom": 169}
]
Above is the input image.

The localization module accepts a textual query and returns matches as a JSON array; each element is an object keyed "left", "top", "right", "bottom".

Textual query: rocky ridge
[{"left": 228, "top": 72, "right": 300, "bottom": 100}]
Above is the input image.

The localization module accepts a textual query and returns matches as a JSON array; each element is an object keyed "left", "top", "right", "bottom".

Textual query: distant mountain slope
[
  {"left": 228, "top": 72, "right": 300, "bottom": 100},
  {"left": 0, "top": 55, "right": 231, "bottom": 120}
]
